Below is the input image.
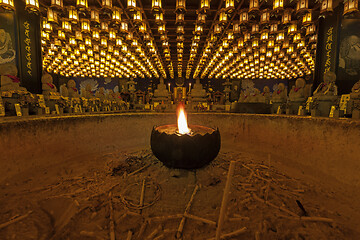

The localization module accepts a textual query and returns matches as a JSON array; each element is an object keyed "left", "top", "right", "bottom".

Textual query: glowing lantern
[
  {"left": 91, "top": 8, "right": 100, "bottom": 23},
  {"left": 288, "top": 23, "right": 297, "bottom": 35},
  {"left": 273, "top": 0, "right": 284, "bottom": 10},
  {"left": 270, "top": 23, "right": 278, "bottom": 32},
  {"left": 127, "top": 0, "right": 136, "bottom": 11},
  {"left": 276, "top": 31, "right": 285, "bottom": 41},
  {"left": 320, "top": 0, "right": 333, "bottom": 14},
  {"left": 293, "top": 33, "right": 301, "bottom": 43},
  {"left": 197, "top": 13, "right": 206, "bottom": 24},
  {"left": 252, "top": 24, "right": 259, "bottom": 33},
  {"left": 252, "top": 39, "right": 259, "bottom": 48},
  {"left": 25, "top": 0, "right": 40, "bottom": 13},
  {"left": 195, "top": 25, "right": 203, "bottom": 35},
  {"left": 81, "top": 19, "right": 90, "bottom": 33},
  {"left": 120, "top": 21, "right": 129, "bottom": 33},
  {"left": 109, "top": 29, "right": 116, "bottom": 41},
  {"left": 306, "top": 24, "right": 316, "bottom": 35},
  {"left": 158, "top": 24, "right": 166, "bottom": 34},
  {"left": 51, "top": 0, "right": 63, "bottom": 9},
  {"left": 225, "top": 0, "right": 235, "bottom": 13},
  {"left": 68, "top": 6, "right": 78, "bottom": 23},
  {"left": 239, "top": 10, "right": 248, "bottom": 24},
  {"left": 244, "top": 32, "right": 251, "bottom": 41},
  {"left": 176, "top": 0, "right": 186, "bottom": 13},
  {"left": 92, "top": 29, "right": 100, "bottom": 41},
  {"left": 152, "top": 0, "right": 162, "bottom": 12},
  {"left": 47, "top": 9, "right": 58, "bottom": 24},
  {"left": 282, "top": 9, "right": 292, "bottom": 24},
  {"left": 214, "top": 24, "right": 222, "bottom": 34},
  {"left": 233, "top": 22, "right": 241, "bottom": 34},
  {"left": 58, "top": 30, "right": 66, "bottom": 40},
  {"left": 85, "top": 37, "right": 92, "bottom": 46},
  {"left": 62, "top": 19, "right": 71, "bottom": 32},
  {"left": 296, "top": 0, "right": 309, "bottom": 13},
  {"left": 249, "top": 0, "right": 259, "bottom": 12},
  {"left": 76, "top": 0, "right": 88, "bottom": 10},
  {"left": 344, "top": 0, "right": 359, "bottom": 15},
  {"left": 302, "top": 12, "right": 312, "bottom": 25},
  {"left": 260, "top": 9, "right": 270, "bottom": 24},
  {"left": 69, "top": 37, "right": 77, "bottom": 46},
  {"left": 261, "top": 30, "right": 269, "bottom": 41},
  {"left": 75, "top": 31, "right": 83, "bottom": 41},
  {"left": 177, "top": 25, "right": 184, "bottom": 34},
  {"left": 139, "top": 23, "right": 147, "bottom": 33},
  {"left": 219, "top": 11, "right": 227, "bottom": 24},
  {"left": 267, "top": 40, "right": 275, "bottom": 48},
  {"left": 112, "top": 7, "right": 122, "bottom": 23},
  {"left": 133, "top": 10, "right": 142, "bottom": 24},
  {"left": 200, "top": 0, "right": 210, "bottom": 12}
]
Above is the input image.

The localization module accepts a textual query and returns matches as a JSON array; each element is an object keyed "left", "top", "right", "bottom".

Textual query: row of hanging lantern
[{"left": 40, "top": 0, "right": 162, "bottom": 79}]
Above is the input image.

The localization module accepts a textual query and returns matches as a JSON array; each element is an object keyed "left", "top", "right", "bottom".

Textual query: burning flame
[{"left": 177, "top": 104, "right": 191, "bottom": 135}]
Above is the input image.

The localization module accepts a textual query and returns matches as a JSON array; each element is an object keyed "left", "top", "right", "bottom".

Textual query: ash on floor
[{"left": 0, "top": 149, "right": 356, "bottom": 240}]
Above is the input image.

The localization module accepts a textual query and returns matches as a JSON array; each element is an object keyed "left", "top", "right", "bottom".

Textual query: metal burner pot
[{"left": 150, "top": 124, "right": 221, "bottom": 169}]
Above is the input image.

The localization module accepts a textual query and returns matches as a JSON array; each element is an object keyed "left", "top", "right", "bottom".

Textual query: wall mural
[
  {"left": 338, "top": 19, "right": 360, "bottom": 94},
  {"left": 0, "top": 13, "right": 17, "bottom": 66}
]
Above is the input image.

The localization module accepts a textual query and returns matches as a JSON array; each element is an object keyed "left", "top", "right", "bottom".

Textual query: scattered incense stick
[
  {"left": 109, "top": 192, "right": 116, "bottom": 240},
  {"left": 208, "top": 227, "right": 247, "bottom": 240},
  {"left": 183, "top": 213, "right": 216, "bottom": 225},
  {"left": 139, "top": 179, "right": 146, "bottom": 214},
  {"left": 126, "top": 230, "right": 133, "bottom": 240},
  {"left": 175, "top": 184, "right": 200, "bottom": 239},
  {"left": 0, "top": 210, "right": 33, "bottom": 230},
  {"left": 215, "top": 161, "right": 236, "bottom": 240},
  {"left": 128, "top": 163, "right": 151, "bottom": 177}
]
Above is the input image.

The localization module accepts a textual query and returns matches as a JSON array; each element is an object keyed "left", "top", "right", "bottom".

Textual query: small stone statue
[
  {"left": 95, "top": 87, "right": 106, "bottom": 101},
  {"left": 60, "top": 84, "right": 68, "bottom": 97},
  {"left": 190, "top": 78, "right": 207, "bottom": 100},
  {"left": 260, "top": 86, "right": 271, "bottom": 104},
  {"left": 0, "top": 63, "right": 27, "bottom": 92},
  {"left": 41, "top": 72, "right": 57, "bottom": 96},
  {"left": 67, "top": 79, "right": 80, "bottom": 98},
  {"left": 313, "top": 71, "right": 338, "bottom": 99},
  {"left": 350, "top": 80, "right": 360, "bottom": 99},
  {"left": 271, "top": 83, "right": 287, "bottom": 103},
  {"left": 239, "top": 89, "right": 250, "bottom": 103},
  {"left": 248, "top": 88, "right": 261, "bottom": 103},
  {"left": 289, "top": 78, "right": 306, "bottom": 102}
]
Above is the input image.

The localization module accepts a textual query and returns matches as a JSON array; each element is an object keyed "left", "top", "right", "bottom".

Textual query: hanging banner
[{"left": 15, "top": 0, "right": 42, "bottom": 93}]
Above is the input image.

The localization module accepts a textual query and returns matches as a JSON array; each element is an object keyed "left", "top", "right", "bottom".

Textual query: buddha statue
[
  {"left": 106, "top": 89, "right": 115, "bottom": 101},
  {"left": 260, "top": 86, "right": 271, "bottom": 104},
  {"left": 248, "top": 88, "right": 261, "bottom": 103},
  {"left": 271, "top": 83, "right": 287, "bottom": 103},
  {"left": 153, "top": 77, "right": 169, "bottom": 102},
  {"left": 41, "top": 72, "right": 57, "bottom": 96},
  {"left": 289, "top": 78, "right": 306, "bottom": 102},
  {"left": 95, "top": 87, "right": 106, "bottom": 101},
  {"left": 190, "top": 78, "right": 207, "bottom": 102},
  {"left": 313, "top": 71, "right": 338, "bottom": 100},
  {"left": 59, "top": 84, "right": 68, "bottom": 97},
  {"left": 67, "top": 79, "right": 80, "bottom": 98},
  {"left": 0, "top": 63, "right": 27, "bottom": 92},
  {"left": 350, "top": 80, "right": 360, "bottom": 99}
]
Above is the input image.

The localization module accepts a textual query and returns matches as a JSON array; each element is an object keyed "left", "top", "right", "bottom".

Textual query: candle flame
[{"left": 177, "top": 104, "right": 190, "bottom": 135}]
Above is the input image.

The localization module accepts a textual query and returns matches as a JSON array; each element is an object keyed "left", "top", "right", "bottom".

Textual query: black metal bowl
[{"left": 150, "top": 124, "right": 221, "bottom": 169}]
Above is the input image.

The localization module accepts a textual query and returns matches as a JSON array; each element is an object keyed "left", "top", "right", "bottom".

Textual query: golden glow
[
  {"left": 177, "top": 104, "right": 190, "bottom": 135},
  {"left": 0, "top": 0, "right": 14, "bottom": 10}
]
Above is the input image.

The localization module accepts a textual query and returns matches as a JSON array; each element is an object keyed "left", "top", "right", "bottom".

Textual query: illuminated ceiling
[{"left": 20, "top": 0, "right": 349, "bottom": 79}]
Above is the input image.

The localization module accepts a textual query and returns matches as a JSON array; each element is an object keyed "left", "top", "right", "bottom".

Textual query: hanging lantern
[
  {"left": 302, "top": 12, "right": 312, "bottom": 25},
  {"left": 90, "top": 8, "right": 100, "bottom": 24},
  {"left": 0, "top": 0, "right": 14, "bottom": 10},
  {"left": 244, "top": 32, "right": 251, "bottom": 42},
  {"left": 200, "top": 0, "right": 210, "bottom": 13},
  {"left": 276, "top": 31, "right": 285, "bottom": 41},
  {"left": 109, "top": 29, "right": 116, "bottom": 41},
  {"left": 120, "top": 21, "right": 129, "bottom": 33},
  {"left": 112, "top": 7, "right": 122, "bottom": 23},
  {"left": 282, "top": 9, "right": 292, "bottom": 24},
  {"left": 194, "top": 25, "right": 203, "bottom": 35},
  {"left": 101, "top": 21, "right": 109, "bottom": 32},
  {"left": 288, "top": 23, "right": 297, "bottom": 35},
  {"left": 273, "top": 0, "right": 284, "bottom": 11},
  {"left": 197, "top": 13, "right": 206, "bottom": 24},
  {"left": 252, "top": 38, "right": 259, "bottom": 48},
  {"left": 68, "top": 6, "right": 78, "bottom": 23},
  {"left": 261, "top": 30, "right": 269, "bottom": 41},
  {"left": 260, "top": 9, "right": 270, "bottom": 24},
  {"left": 92, "top": 29, "right": 100, "bottom": 41},
  {"left": 296, "top": 0, "right": 309, "bottom": 13},
  {"left": 270, "top": 23, "right": 278, "bottom": 32},
  {"left": 177, "top": 25, "right": 184, "bottom": 34},
  {"left": 69, "top": 37, "right": 77, "bottom": 46},
  {"left": 233, "top": 22, "right": 241, "bottom": 34},
  {"left": 238, "top": 38, "right": 244, "bottom": 48},
  {"left": 260, "top": 45, "right": 266, "bottom": 53},
  {"left": 51, "top": 0, "right": 63, "bottom": 9},
  {"left": 76, "top": 0, "right": 88, "bottom": 10},
  {"left": 58, "top": 29, "right": 66, "bottom": 40},
  {"left": 267, "top": 39, "right": 275, "bottom": 48},
  {"left": 274, "top": 45, "right": 280, "bottom": 53},
  {"left": 101, "top": 38, "right": 107, "bottom": 47},
  {"left": 85, "top": 37, "right": 92, "bottom": 46},
  {"left": 225, "top": 0, "right": 235, "bottom": 13},
  {"left": 176, "top": 0, "right": 186, "bottom": 13},
  {"left": 214, "top": 24, "right": 222, "bottom": 34},
  {"left": 139, "top": 23, "right": 147, "bottom": 33},
  {"left": 127, "top": 0, "right": 136, "bottom": 11},
  {"left": 344, "top": 0, "right": 359, "bottom": 15},
  {"left": 239, "top": 10, "right": 248, "bottom": 24},
  {"left": 320, "top": 0, "right": 333, "bottom": 14},
  {"left": 47, "top": 8, "right": 58, "bottom": 24},
  {"left": 306, "top": 24, "right": 316, "bottom": 35},
  {"left": 158, "top": 24, "right": 166, "bottom": 34},
  {"left": 249, "top": 0, "right": 259, "bottom": 12},
  {"left": 252, "top": 24, "right": 259, "bottom": 33},
  {"left": 81, "top": 19, "right": 91, "bottom": 33},
  {"left": 75, "top": 31, "right": 83, "bottom": 41},
  {"left": 176, "top": 13, "right": 184, "bottom": 24},
  {"left": 25, "top": 0, "right": 40, "bottom": 13},
  {"left": 152, "top": 0, "right": 162, "bottom": 12},
  {"left": 293, "top": 33, "right": 301, "bottom": 43},
  {"left": 219, "top": 11, "right": 227, "bottom": 24},
  {"left": 133, "top": 10, "right": 142, "bottom": 24},
  {"left": 62, "top": 19, "right": 72, "bottom": 32}
]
